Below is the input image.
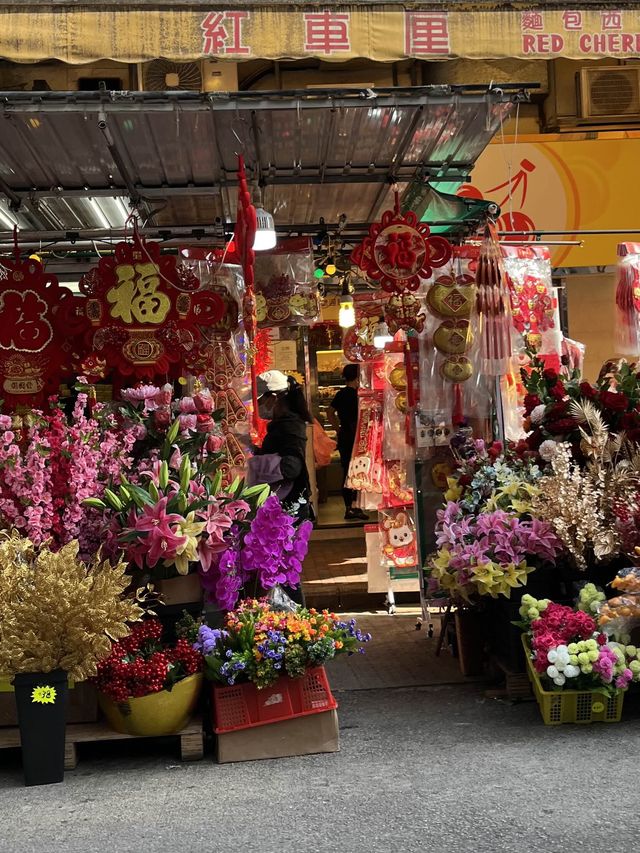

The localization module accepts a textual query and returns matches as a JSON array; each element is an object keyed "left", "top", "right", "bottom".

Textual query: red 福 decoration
[
  {"left": 0, "top": 249, "right": 80, "bottom": 410},
  {"left": 351, "top": 192, "right": 452, "bottom": 294},
  {"left": 79, "top": 233, "right": 223, "bottom": 382},
  {"left": 233, "top": 155, "right": 259, "bottom": 433}
]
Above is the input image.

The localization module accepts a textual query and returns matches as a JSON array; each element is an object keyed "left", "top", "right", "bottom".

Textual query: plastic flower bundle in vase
[
  {"left": 94, "top": 616, "right": 203, "bottom": 737},
  {"left": 427, "top": 437, "right": 564, "bottom": 673},
  {"left": 0, "top": 532, "right": 144, "bottom": 786},
  {"left": 194, "top": 598, "right": 371, "bottom": 734},
  {"left": 518, "top": 587, "right": 633, "bottom": 724},
  {"left": 85, "top": 418, "right": 271, "bottom": 609},
  {"left": 201, "top": 494, "right": 314, "bottom": 612}
]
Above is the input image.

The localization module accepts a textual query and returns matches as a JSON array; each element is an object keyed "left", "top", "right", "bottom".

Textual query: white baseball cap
[{"left": 257, "top": 370, "right": 290, "bottom": 395}]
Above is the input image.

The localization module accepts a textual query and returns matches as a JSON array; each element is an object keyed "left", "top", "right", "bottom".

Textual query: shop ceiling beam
[
  {"left": 97, "top": 113, "right": 141, "bottom": 207},
  {"left": 6, "top": 171, "right": 475, "bottom": 202},
  {"left": 0, "top": 86, "right": 529, "bottom": 114}
]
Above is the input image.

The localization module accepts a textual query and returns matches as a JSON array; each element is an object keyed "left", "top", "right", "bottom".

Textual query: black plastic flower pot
[{"left": 13, "top": 669, "right": 68, "bottom": 787}]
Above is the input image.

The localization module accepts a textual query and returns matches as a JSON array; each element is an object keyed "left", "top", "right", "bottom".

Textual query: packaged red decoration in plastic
[
  {"left": 382, "top": 351, "right": 411, "bottom": 461},
  {"left": 501, "top": 245, "right": 562, "bottom": 359},
  {"left": 343, "top": 296, "right": 386, "bottom": 363},
  {"left": 615, "top": 242, "right": 640, "bottom": 354},
  {"left": 346, "top": 391, "right": 384, "bottom": 494},
  {"left": 381, "top": 460, "right": 414, "bottom": 507},
  {"left": 254, "top": 237, "right": 319, "bottom": 327},
  {"left": 379, "top": 506, "right": 417, "bottom": 569}
]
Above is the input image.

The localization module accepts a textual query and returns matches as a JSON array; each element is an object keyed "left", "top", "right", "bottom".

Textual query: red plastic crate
[{"left": 212, "top": 666, "right": 337, "bottom": 734}]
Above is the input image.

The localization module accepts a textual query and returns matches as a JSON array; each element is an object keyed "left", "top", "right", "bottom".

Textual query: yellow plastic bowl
[{"left": 98, "top": 673, "right": 203, "bottom": 736}]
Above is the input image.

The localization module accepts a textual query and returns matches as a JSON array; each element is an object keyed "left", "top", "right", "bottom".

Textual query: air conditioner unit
[
  {"left": 578, "top": 66, "right": 640, "bottom": 121},
  {"left": 138, "top": 59, "right": 238, "bottom": 93}
]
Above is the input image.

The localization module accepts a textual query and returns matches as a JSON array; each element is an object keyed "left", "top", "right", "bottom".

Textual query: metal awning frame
[{"left": 0, "top": 84, "right": 530, "bottom": 241}]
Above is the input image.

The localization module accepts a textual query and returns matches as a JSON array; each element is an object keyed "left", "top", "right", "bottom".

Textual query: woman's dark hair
[
  {"left": 342, "top": 364, "right": 359, "bottom": 382},
  {"left": 273, "top": 376, "right": 312, "bottom": 423}
]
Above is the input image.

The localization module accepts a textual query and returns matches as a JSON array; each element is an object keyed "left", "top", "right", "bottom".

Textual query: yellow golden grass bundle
[{"left": 0, "top": 531, "right": 143, "bottom": 681}]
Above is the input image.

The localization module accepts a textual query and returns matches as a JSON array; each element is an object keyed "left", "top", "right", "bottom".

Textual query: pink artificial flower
[
  {"left": 153, "top": 384, "right": 173, "bottom": 407},
  {"left": 169, "top": 448, "right": 183, "bottom": 471},
  {"left": 179, "top": 414, "right": 198, "bottom": 432},
  {"left": 154, "top": 407, "right": 172, "bottom": 427},
  {"left": 0, "top": 415, "right": 12, "bottom": 429},
  {"left": 131, "top": 497, "right": 187, "bottom": 567},
  {"left": 206, "top": 433, "right": 225, "bottom": 453},
  {"left": 133, "top": 424, "right": 147, "bottom": 441},
  {"left": 122, "top": 385, "right": 160, "bottom": 405},
  {"left": 194, "top": 391, "right": 214, "bottom": 414},
  {"left": 179, "top": 397, "right": 197, "bottom": 414}
]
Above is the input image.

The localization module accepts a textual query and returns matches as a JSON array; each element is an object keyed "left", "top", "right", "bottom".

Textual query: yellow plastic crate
[{"left": 521, "top": 637, "right": 624, "bottom": 725}]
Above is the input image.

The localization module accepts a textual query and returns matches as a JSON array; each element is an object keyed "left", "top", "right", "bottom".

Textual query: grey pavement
[{"left": 2, "top": 684, "right": 640, "bottom": 853}]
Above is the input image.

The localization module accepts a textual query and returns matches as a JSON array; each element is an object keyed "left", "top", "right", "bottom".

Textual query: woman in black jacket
[{"left": 256, "top": 370, "right": 314, "bottom": 523}]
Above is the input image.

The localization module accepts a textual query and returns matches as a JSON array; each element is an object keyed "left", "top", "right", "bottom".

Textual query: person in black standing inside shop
[{"left": 327, "top": 364, "right": 368, "bottom": 521}]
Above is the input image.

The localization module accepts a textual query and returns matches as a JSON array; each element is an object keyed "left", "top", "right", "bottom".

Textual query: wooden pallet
[
  {"left": 0, "top": 717, "right": 204, "bottom": 770},
  {"left": 485, "top": 655, "right": 533, "bottom": 702}
]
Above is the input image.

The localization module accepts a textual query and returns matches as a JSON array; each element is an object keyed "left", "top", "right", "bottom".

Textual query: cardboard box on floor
[{"left": 216, "top": 709, "right": 339, "bottom": 764}]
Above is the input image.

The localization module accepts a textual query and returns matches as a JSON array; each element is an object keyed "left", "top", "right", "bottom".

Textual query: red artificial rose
[
  {"left": 550, "top": 401, "right": 568, "bottom": 416},
  {"left": 526, "top": 428, "right": 544, "bottom": 450},
  {"left": 546, "top": 418, "right": 577, "bottom": 435},
  {"left": 458, "top": 474, "right": 472, "bottom": 487},
  {"left": 524, "top": 394, "right": 541, "bottom": 415},
  {"left": 550, "top": 382, "right": 566, "bottom": 400},
  {"left": 620, "top": 412, "right": 638, "bottom": 431},
  {"left": 196, "top": 414, "right": 215, "bottom": 433},
  {"left": 206, "top": 433, "right": 225, "bottom": 453},
  {"left": 600, "top": 390, "right": 628, "bottom": 412},
  {"left": 579, "top": 381, "right": 597, "bottom": 399},
  {"left": 543, "top": 368, "right": 558, "bottom": 382},
  {"left": 154, "top": 406, "right": 171, "bottom": 427},
  {"left": 194, "top": 391, "right": 214, "bottom": 413}
]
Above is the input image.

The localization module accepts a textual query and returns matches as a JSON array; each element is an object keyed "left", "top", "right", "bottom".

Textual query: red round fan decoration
[
  {"left": 79, "top": 236, "right": 223, "bottom": 381},
  {"left": 0, "top": 256, "right": 79, "bottom": 409},
  {"left": 351, "top": 194, "right": 452, "bottom": 294}
]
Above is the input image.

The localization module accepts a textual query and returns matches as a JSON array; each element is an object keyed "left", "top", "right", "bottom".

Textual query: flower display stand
[
  {"left": 522, "top": 637, "right": 624, "bottom": 725},
  {"left": 0, "top": 716, "right": 204, "bottom": 770}
]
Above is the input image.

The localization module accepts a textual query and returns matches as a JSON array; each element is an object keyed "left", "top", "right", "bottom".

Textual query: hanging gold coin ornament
[{"left": 425, "top": 247, "right": 478, "bottom": 426}]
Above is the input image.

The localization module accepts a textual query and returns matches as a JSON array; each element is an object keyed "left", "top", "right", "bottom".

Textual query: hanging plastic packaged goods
[
  {"left": 254, "top": 237, "right": 320, "bottom": 327},
  {"left": 419, "top": 246, "right": 492, "bottom": 447},
  {"left": 342, "top": 296, "right": 386, "bottom": 363},
  {"left": 474, "top": 225, "right": 513, "bottom": 377},
  {"left": 379, "top": 505, "right": 418, "bottom": 571},
  {"left": 345, "top": 391, "right": 384, "bottom": 494},
  {"left": 501, "top": 245, "right": 562, "bottom": 363},
  {"left": 615, "top": 243, "right": 640, "bottom": 355}
]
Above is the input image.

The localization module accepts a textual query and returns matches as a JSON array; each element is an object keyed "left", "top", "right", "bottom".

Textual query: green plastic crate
[{"left": 522, "top": 636, "right": 624, "bottom": 725}]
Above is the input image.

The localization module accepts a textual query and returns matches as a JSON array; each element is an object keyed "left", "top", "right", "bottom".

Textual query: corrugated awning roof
[{"left": 0, "top": 86, "right": 520, "bottom": 240}]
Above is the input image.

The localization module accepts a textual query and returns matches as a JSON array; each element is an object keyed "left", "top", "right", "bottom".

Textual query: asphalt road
[{"left": 2, "top": 684, "right": 640, "bottom": 853}]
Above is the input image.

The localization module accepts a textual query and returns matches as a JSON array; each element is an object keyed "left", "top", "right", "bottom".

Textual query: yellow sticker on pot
[{"left": 31, "top": 686, "right": 57, "bottom": 705}]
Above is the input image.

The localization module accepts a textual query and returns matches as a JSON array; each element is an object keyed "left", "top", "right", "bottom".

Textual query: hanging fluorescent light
[
  {"left": 373, "top": 318, "right": 393, "bottom": 349},
  {"left": 0, "top": 204, "right": 18, "bottom": 231},
  {"left": 253, "top": 207, "right": 277, "bottom": 251},
  {"left": 253, "top": 194, "right": 277, "bottom": 252},
  {"left": 338, "top": 291, "right": 355, "bottom": 329},
  {"left": 89, "top": 198, "right": 111, "bottom": 229}
]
